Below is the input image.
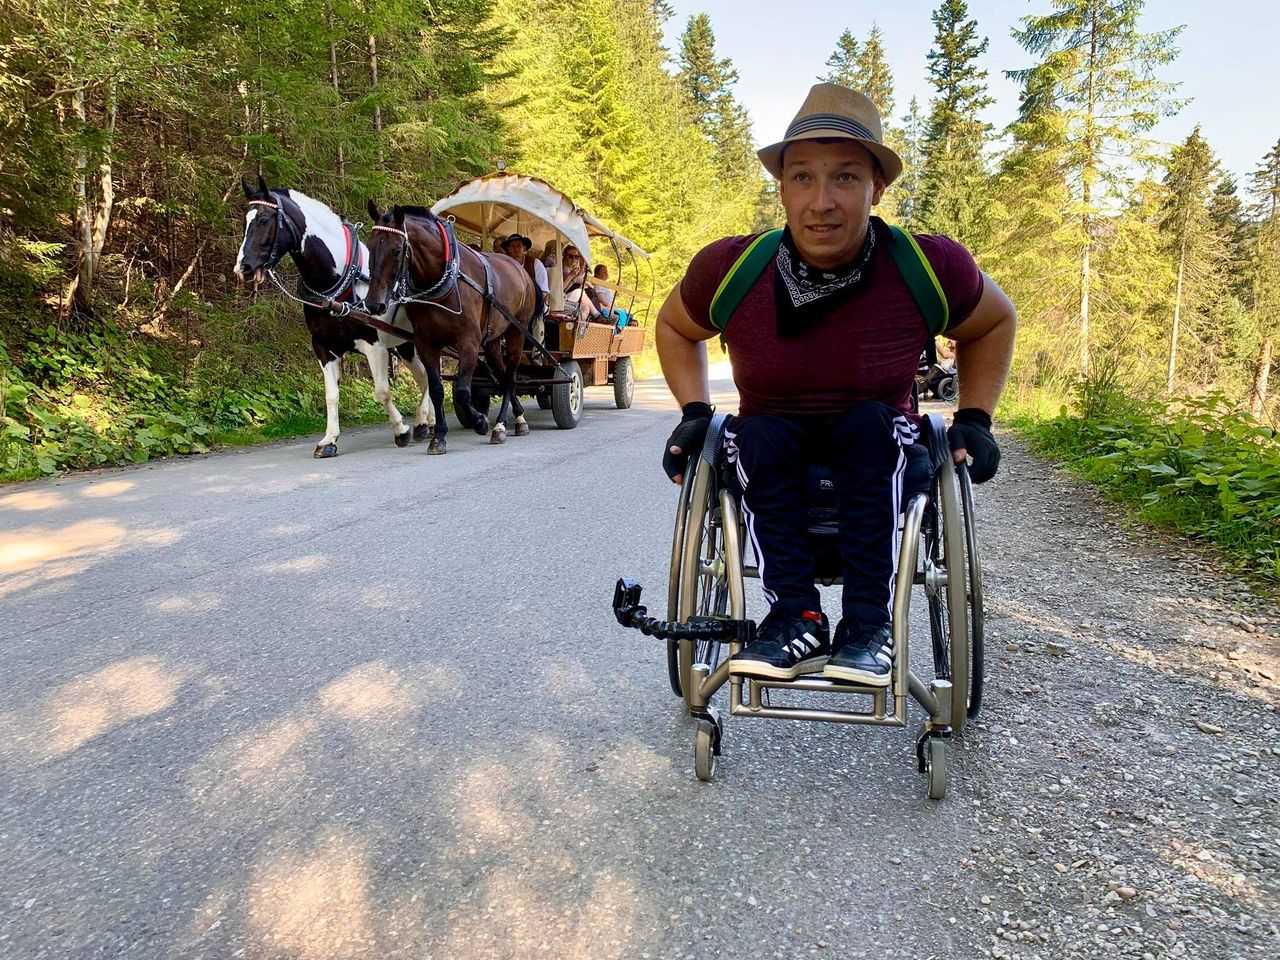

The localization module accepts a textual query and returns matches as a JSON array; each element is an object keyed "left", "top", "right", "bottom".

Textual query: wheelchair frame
[{"left": 640, "top": 412, "right": 985, "bottom": 799}]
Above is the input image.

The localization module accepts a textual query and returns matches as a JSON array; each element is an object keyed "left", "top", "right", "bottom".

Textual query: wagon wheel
[
  {"left": 613, "top": 356, "right": 635, "bottom": 409},
  {"left": 551, "top": 360, "right": 584, "bottom": 429}
]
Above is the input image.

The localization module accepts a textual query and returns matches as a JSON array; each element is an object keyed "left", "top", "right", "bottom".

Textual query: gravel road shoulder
[{"left": 958, "top": 432, "right": 1279, "bottom": 959}]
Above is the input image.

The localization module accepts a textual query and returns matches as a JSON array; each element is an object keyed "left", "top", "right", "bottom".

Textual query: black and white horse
[{"left": 234, "top": 177, "right": 434, "bottom": 457}]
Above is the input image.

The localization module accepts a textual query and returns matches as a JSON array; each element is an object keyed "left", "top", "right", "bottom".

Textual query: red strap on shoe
[{"left": 801, "top": 610, "right": 823, "bottom": 623}]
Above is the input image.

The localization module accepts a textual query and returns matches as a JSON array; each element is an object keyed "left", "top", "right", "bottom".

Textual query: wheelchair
[{"left": 613, "top": 412, "right": 985, "bottom": 799}]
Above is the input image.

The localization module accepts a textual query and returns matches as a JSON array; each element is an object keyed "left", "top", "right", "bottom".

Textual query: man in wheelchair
[{"left": 655, "top": 83, "right": 1016, "bottom": 689}]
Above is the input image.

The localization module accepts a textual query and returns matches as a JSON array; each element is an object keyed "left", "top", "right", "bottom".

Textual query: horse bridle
[
  {"left": 249, "top": 194, "right": 365, "bottom": 309},
  {"left": 247, "top": 196, "right": 302, "bottom": 272},
  {"left": 369, "top": 213, "right": 561, "bottom": 365},
  {"left": 371, "top": 217, "right": 462, "bottom": 312}
]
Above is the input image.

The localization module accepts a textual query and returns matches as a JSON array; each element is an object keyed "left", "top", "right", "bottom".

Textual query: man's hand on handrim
[
  {"left": 663, "top": 401, "right": 714, "bottom": 485},
  {"left": 947, "top": 408, "right": 1000, "bottom": 483}
]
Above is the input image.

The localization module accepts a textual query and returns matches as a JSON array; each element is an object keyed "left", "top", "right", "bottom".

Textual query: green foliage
[
  {"left": 916, "top": 0, "right": 994, "bottom": 246},
  {"left": 489, "top": 0, "right": 762, "bottom": 297},
  {"left": 1012, "top": 386, "right": 1280, "bottom": 583},
  {"left": 0, "top": 321, "right": 419, "bottom": 480},
  {"left": 1248, "top": 137, "right": 1280, "bottom": 222},
  {"left": 1009, "top": 0, "right": 1185, "bottom": 373},
  {"left": 677, "top": 13, "right": 757, "bottom": 187},
  {"left": 822, "top": 25, "right": 894, "bottom": 120},
  {"left": 820, "top": 23, "right": 903, "bottom": 220},
  {"left": 2, "top": 0, "right": 1276, "bottom": 493}
]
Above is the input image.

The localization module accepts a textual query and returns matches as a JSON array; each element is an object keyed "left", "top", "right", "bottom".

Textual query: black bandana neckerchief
[{"left": 773, "top": 219, "right": 879, "bottom": 338}]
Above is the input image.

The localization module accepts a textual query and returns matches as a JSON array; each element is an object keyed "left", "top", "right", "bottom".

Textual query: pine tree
[
  {"left": 896, "top": 97, "right": 926, "bottom": 229},
  {"left": 677, "top": 13, "right": 756, "bottom": 184},
  {"left": 1209, "top": 177, "right": 1254, "bottom": 301},
  {"left": 822, "top": 24, "right": 894, "bottom": 121},
  {"left": 1010, "top": 0, "right": 1184, "bottom": 375},
  {"left": 821, "top": 30, "right": 861, "bottom": 90},
  {"left": 1249, "top": 137, "right": 1280, "bottom": 221},
  {"left": 917, "top": 0, "right": 994, "bottom": 246},
  {"left": 1159, "top": 126, "right": 1220, "bottom": 393},
  {"left": 820, "top": 24, "right": 899, "bottom": 218},
  {"left": 981, "top": 63, "right": 1080, "bottom": 379},
  {"left": 1249, "top": 138, "right": 1280, "bottom": 416}
]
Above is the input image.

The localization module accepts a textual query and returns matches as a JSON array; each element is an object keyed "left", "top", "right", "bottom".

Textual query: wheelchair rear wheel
[
  {"left": 666, "top": 465, "right": 695, "bottom": 698},
  {"left": 958, "top": 464, "right": 985, "bottom": 718},
  {"left": 676, "top": 456, "right": 735, "bottom": 706},
  {"left": 925, "top": 456, "right": 973, "bottom": 732}
]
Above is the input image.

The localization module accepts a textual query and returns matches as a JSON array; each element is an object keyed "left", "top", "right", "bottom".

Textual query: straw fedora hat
[{"left": 757, "top": 83, "right": 902, "bottom": 185}]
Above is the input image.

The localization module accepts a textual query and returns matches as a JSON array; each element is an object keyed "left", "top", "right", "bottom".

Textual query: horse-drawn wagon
[{"left": 430, "top": 172, "right": 654, "bottom": 429}]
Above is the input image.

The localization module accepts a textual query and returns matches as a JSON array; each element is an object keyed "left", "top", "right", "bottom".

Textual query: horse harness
[
  {"left": 370, "top": 216, "right": 558, "bottom": 365},
  {"left": 248, "top": 195, "right": 368, "bottom": 311}
]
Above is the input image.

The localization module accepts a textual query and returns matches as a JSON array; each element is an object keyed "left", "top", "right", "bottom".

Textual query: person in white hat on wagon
[{"left": 655, "top": 82, "right": 1017, "bottom": 686}]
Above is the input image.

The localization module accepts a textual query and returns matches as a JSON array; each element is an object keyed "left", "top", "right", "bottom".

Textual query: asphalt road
[{"left": 2, "top": 376, "right": 1276, "bottom": 959}]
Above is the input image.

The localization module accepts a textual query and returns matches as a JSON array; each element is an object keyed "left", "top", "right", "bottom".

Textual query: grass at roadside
[
  {"left": 0, "top": 319, "right": 433, "bottom": 484},
  {"left": 1001, "top": 386, "right": 1280, "bottom": 586}
]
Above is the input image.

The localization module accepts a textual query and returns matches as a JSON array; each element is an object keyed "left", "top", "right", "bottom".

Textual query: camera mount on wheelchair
[{"left": 612, "top": 578, "right": 756, "bottom": 646}]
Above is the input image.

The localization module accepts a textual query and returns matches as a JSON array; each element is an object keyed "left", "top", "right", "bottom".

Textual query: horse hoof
[
  {"left": 394, "top": 430, "right": 411, "bottom": 448},
  {"left": 473, "top": 415, "right": 490, "bottom": 436},
  {"left": 314, "top": 443, "right": 338, "bottom": 459},
  {"left": 427, "top": 439, "right": 447, "bottom": 455},
  {"left": 514, "top": 421, "right": 530, "bottom": 437},
  {"left": 413, "top": 424, "right": 431, "bottom": 442},
  {"left": 490, "top": 426, "right": 507, "bottom": 445}
]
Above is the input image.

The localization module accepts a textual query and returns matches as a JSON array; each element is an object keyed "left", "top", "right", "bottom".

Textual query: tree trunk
[
  {"left": 369, "top": 31, "right": 384, "bottom": 165},
  {"left": 1078, "top": 8, "right": 1098, "bottom": 378},
  {"left": 71, "top": 88, "right": 93, "bottom": 314},
  {"left": 1167, "top": 248, "right": 1184, "bottom": 395},
  {"left": 1251, "top": 336, "right": 1274, "bottom": 418},
  {"left": 327, "top": 3, "right": 345, "bottom": 182},
  {"left": 1080, "top": 220, "right": 1091, "bottom": 377},
  {"left": 91, "top": 83, "right": 117, "bottom": 270}
]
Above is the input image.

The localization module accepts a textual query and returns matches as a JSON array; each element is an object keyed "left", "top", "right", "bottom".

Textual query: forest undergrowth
[{"left": 1003, "top": 361, "right": 1280, "bottom": 587}]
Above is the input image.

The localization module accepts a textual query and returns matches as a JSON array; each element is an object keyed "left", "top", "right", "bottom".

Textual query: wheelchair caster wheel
[
  {"left": 925, "top": 737, "right": 947, "bottom": 800},
  {"left": 694, "top": 717, "right": 720, "bottom": 782}
]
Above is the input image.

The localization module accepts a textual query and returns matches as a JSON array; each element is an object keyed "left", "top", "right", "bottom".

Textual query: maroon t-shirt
[{"left": 680, "top": 229, "right": 984, "bottom": 420}]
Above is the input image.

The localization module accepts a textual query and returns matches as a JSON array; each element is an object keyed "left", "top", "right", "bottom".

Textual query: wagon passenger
[
  {"left": 499, "top": 233, "right": 549, "bottom": 318},
  {"left": 562, "top": 245, "right": 606, "bottom": 322},
  {"left": 656, "top": 83, "right": 1017, "bottom": 687}
]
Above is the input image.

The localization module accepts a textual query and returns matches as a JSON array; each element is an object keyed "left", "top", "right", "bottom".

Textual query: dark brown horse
[{"left": 364, "top": 203, "right": 535, "bottom": 453}]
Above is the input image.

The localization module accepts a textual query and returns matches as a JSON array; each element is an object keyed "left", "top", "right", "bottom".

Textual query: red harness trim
[
  {"left": 333, "top": 224, "right": 359, "bottom": 303},
  {"left": 437, "top": 219, "right": 452, "bottom": 264}
]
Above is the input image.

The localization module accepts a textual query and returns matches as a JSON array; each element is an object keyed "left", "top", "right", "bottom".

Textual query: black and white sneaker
[
  {"left": 729, "top": 610, "right": 830, "bottom": 679},
  {"left": 823, "top": 620, "right": 894, "bottom": 687}
]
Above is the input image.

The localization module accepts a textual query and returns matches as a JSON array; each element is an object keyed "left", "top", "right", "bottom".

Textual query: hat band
[{"left": 785, "top": 113, "right": 879, "bottom": 145}]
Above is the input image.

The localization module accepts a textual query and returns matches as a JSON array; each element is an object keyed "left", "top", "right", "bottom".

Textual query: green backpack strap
[
  {"left": 706, "top": 224, "right": 949, "bottom": 337},
  {"left": 708, "top": 229, "right": 783, "bottom": 333},
  {"left": 884, "top": 225, "right": 949, "bottom": 336}
]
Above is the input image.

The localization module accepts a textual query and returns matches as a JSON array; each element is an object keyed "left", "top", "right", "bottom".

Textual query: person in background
[
  {"left": 592, "top": 263, "right": 616, "bottom": 312},
  {"left": 499, "top": 233, "right": 549, "bottom": 321},
  {"left": 562, "top": 245, "right": 605, "bottom": 322}
]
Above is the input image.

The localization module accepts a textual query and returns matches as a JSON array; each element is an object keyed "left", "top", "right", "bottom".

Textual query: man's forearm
[
  {"left": 656, "top": 319, "right": 711, "bottom": 407},
  {"left": 955, "top": 313, "right": 1015, "bottom": 415}
]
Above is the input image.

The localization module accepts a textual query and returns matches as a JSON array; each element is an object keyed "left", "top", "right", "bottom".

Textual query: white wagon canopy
[{"left": 426, "top": 170, "right": 654, "bottom": 425}]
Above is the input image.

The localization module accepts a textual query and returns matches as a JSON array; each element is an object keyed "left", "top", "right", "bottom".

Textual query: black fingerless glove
[
  {"left": 947, "top": 408, "right": 1000, "bottom": 483},
  {"left": 663, "top": 401, "right": 713, "bottom": 482}
]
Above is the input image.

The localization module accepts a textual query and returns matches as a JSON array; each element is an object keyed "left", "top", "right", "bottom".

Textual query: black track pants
[{"left": 724, "top": 402, "right": 913, "bottom": 626}]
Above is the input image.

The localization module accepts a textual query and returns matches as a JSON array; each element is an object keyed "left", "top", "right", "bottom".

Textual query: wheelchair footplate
[{"left": 613, "top": 577, "right": 959, "bottom": 797}]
